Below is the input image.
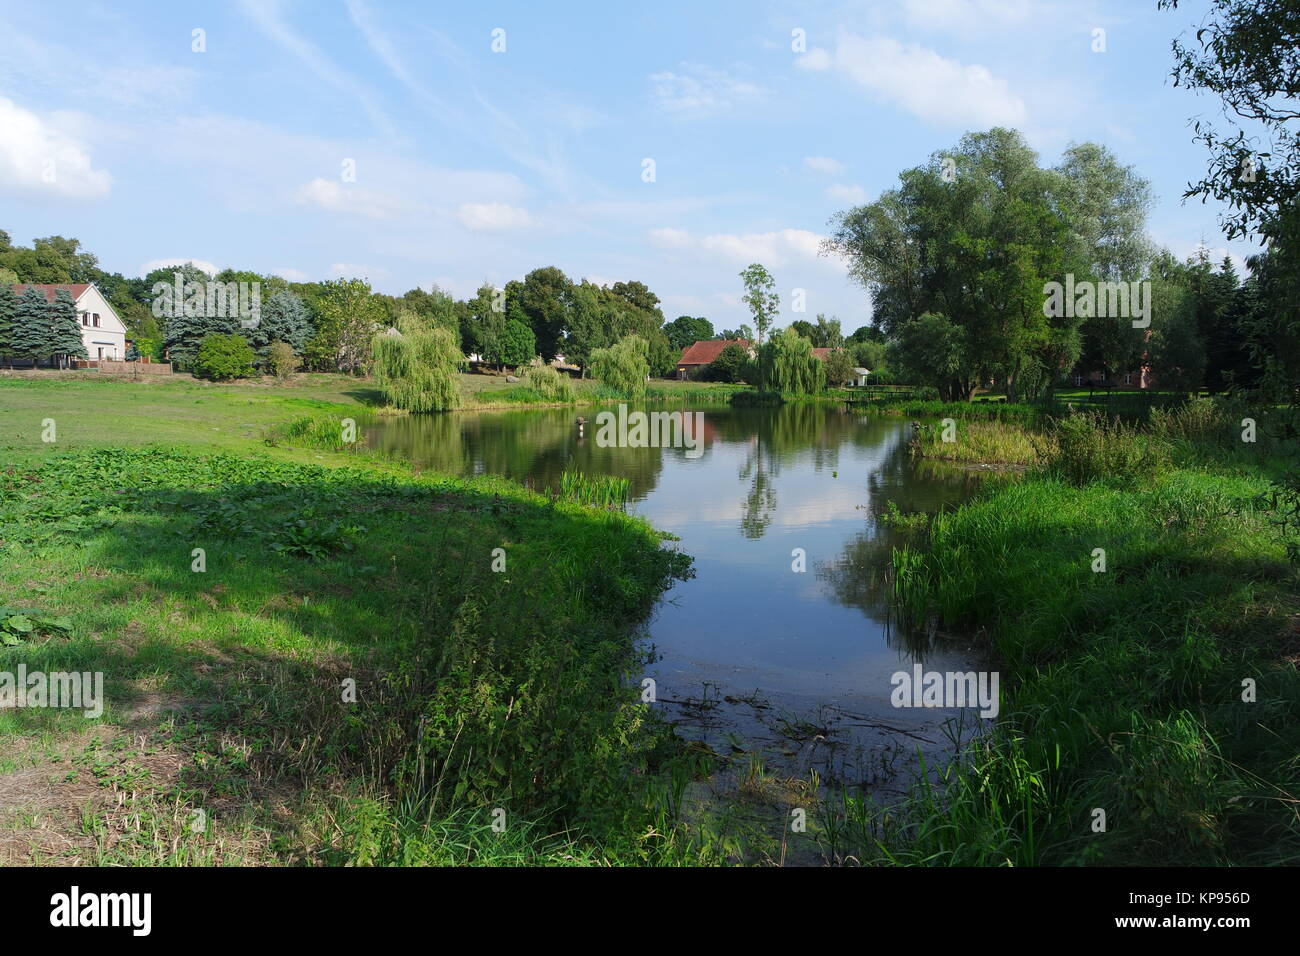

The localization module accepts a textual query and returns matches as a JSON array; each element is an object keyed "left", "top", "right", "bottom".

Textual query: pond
[{"left": 364, "top": 402, "right": 994, "bottom": 787}]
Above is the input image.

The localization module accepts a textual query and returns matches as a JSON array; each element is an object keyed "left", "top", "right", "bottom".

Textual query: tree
[
  {"left": 823, "top": 347, "right": 856, "bottom": 387},
  {"left": 826, "top": 128, "right": 1083, "bottom": 401},
  {"left": 1149, "top": 275, "right": 1205, "bottom": 392},
  {"left": 193, "top": 333, "right": 256, "bottom": 381},
  {"left": 304, "top": 278, "right": 385, "bottom": 373},
  {"left": 814, "top": 314, "right": 844, "bottom": 349},
  {"left": 9, "top": 287, "right": 56, "bottom": 364},
  {"left": 701, "top": 343, "right": 748, "bottom": 382},
  {"left": 739, "top": 263, "right": 779, "bottom": 346},
  {"left": 1160, "top": 0, "right": 1300, "bottom": 400},
  {"left": 889, "top": 313, "right": 972, "bottom": 401},
  {"left": 0, "top": 284, "right": 17, "bottom": 360},
  {"left": 516, "top": 267, "right": 572, "bottom": 362},
  {"left": 460, "top": 283, "right": 506, "bottom": 362},
  {"left": 762, "top": 326, "right": 825, "bottom": 396},
  {"left": 250, "top": 291, "right": 313, "bottom": 358},
  {"left": 589, "top": 334, "right": 649, "bottom": 397},
  {"left": 665, "top": 315, "right": 714, "bottom": 352},
  {"left": 48, "top": 288, "right": 87, "bottom": 367},
  {"left": 495, "top": 318, "right": 536, "bottom": 368},
  {"left": 372, "top": 324, "right": 462, "bottom": 412}
]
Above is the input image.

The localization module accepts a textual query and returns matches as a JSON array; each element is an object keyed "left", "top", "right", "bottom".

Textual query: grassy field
[{"left": 0, "top": 373, "right": 742, "bottom": 865}]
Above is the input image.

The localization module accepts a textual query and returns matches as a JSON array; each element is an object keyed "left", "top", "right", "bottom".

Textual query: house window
[
  {"left": 92, "top": 313, "right": 100, "bottom": 327},
  {"left": 1074, "top": 374, "right": 1083, "bottom": 386},
  {"left": 80, "top": 313, "right": 89, "bottom": 326},
  {"left": 1123, "top": 372, "right": 1132, "bottom": 385}
]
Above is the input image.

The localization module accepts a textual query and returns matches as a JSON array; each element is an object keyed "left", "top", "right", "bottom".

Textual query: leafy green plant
[
  {"left": 0, "top": 606, "right": 72, "bottom": 645},
  {"left": 193, "top": 333, "right": 256, "bottom": 381}
]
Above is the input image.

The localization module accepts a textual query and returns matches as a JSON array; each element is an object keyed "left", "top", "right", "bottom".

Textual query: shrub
[
  {"left": 193, "top": 333, "right": 256, "bottom": 381},
  {"left": 589, "top": 334, "right": 649, "bottom": 398},
  {"left": 266, "top": 340, "right": 301, "bottom": 382},
  {"left": 1045, "top": 411, "right": 1168, "bottom": 486},
  {"left": 521, "top": 363, "right": 575, "bottom": 402},
  {"left": 701, "top": 344, "right": 748, "bottom": 383}
]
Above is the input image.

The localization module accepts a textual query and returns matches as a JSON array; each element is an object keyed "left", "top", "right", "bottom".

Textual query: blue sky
[{"left": 0, "top": 0, "right": 1263, "bottom": 332}]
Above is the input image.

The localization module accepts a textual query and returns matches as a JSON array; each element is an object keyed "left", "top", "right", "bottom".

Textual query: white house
[
  {"left": 8, "top": 283, "right": 128, "bottom": 362},
  {"left": 853, "top": 367, "right": 871, "bottom": 387}
]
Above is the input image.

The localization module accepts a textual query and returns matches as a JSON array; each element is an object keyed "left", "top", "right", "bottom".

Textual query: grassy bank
[
  {"left": 0, "top": 376, "right": 728, "bottom": 864},
  {"left": 843, "top": 400, "right": 1300, "bottom": 865}
]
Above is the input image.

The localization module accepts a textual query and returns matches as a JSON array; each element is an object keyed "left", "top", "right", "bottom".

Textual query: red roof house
[{"left": 675, "top": 339, "right": 752, "bottom": 379}]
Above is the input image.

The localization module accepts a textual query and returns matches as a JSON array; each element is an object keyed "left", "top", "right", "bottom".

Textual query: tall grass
[
  {"left": 1044, "top": 411, "right": 1169, "bottom": 485},
  {"left": 886, "top": 462, "right": 1300, "bottom": 865},
  {"left": 521, "top": 364, "right": 576, "bottom": 403},
  {"left": 557, "top": 467, "right": 631, "bottom": 508},
  {"left": 910, "top": 419, "right": 1050, "bottom": 466}
]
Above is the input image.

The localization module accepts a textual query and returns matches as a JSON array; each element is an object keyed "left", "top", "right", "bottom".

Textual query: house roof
[
  {"left": 677, "top": 339, "right": 750, "bottom": 365},
  {"left": 10, "top": 283, "right": 93, "bottom": 303},
  {"left": 811, "top": 348, "right": 834, "bottom": 360}
]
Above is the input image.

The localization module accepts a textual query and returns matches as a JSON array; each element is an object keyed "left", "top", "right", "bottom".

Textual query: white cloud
[
  {"left": 826, "top": 184, "right": 867, "bottom": 204},
  {"left": 648, "top": 227, "right": 829, "bottom": 267},
  {"left": 0, "top": 97, "right": 111, "bottom": 200},
  {"left": 648, "top": 64, "right": 764, "bottom": 116},
  {"left": 803, "top": 156, "right": 846, "bottom": 176},
  {"left": 294, "top": 178, "right": 404, "bottom": 220},
  {"left": 799, "top": 33, "right": 1027, "bottom": 128},
  {"left": 456, "top": 202, "right": 533, "bottom": 232},
  {"left": 140, "top": 258, "right": 219, "bottom": 277},
  {"left": 794, "top": 48, "right": 832, "bottom": 72},
  {"left": 272, "top": 267, "right": 310, "bottom": 282}
]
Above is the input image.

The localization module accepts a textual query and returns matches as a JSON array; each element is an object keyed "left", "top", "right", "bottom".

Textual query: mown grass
[
  {"left": 0, "top": 443, "right": 729, "bottom": 864},
  {"left": 843, "top": 403, "right": 1300, "bottom": 865}
]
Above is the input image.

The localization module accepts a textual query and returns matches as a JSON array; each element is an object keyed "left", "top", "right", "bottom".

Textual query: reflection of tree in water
[
  {"left": 816, "top": 435, "right": 989, "bottom": 659},
  {"left": 734, "top": 404, "right": 899, "bottom": 540},
  {"left": 364, "top": 406, "right": 670, "bottom": 499}
]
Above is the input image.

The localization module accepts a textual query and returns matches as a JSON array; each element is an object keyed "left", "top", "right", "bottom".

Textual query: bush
[
  {"left": 589, "top": 334, "right": 649, "bottom": 398},
  {"left": 193, "top": 333, "right": 256, "bottom": 381},
  {"left": 521, "top": 364, "right": 575, "bottom": 402},
  {"left": 1045, "top": 411, "right": 1169, "bottom": 486},
  {"left": 266, "top": 340, "right": 301, "bottom": 383},
  {"left": 701, "top": 344, "right": 748, "bottom": 383}
]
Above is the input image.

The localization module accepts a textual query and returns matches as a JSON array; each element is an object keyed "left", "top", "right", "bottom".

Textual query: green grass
[
  {"left": 0, "top": 373, "right": 737, "bottom": 865},
  {"left": 910, "top": 419, "right": 1050, "bottom": 466},
  {"left": 863, "top": 407, "right": 1300, "bottom": 866}
]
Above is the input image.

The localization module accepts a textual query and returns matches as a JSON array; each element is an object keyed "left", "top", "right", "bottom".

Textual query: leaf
[{"left": 6, "top": 615, "right": 34, "bottom": 633}]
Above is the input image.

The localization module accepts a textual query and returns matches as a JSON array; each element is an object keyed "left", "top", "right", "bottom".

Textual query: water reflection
[{"left": 364, "top": 404, "right": 983, "bottom": 701}]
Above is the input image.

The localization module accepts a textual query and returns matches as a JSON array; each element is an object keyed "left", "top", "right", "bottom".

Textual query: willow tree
[
  {"left": 372, "top": 324, "right": 462, "bottom": 412},
  {"left": 589, "top": 333, "right": 649, "bottom": 398},
  {"left": 763, "top": 326, "right": 825, "bottom": 396}
]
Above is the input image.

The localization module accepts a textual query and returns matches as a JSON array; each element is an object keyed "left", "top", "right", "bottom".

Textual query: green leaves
[{"left": 0, "top": 606, "right": 72, "bottom": 645}]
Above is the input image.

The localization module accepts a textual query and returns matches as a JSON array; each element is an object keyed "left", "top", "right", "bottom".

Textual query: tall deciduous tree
[
  {"left": 304, "top": 278, "right": 386, "bottom": 374},
  {"left": 739, "top": 263, "right": 779, "bottom": 346}
]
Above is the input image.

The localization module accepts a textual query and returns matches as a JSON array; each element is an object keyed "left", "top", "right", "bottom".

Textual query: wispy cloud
[
  {"left": 649, "top": 64, "right": 765, "bottom": 116},
  {"left": 238, "top": 0, "right": 397, "bottom": 139}
]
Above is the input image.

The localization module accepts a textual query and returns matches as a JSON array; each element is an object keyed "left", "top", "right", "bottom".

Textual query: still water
[{"left": 365, "top": 403, "right": 991, "bottom": 775}]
